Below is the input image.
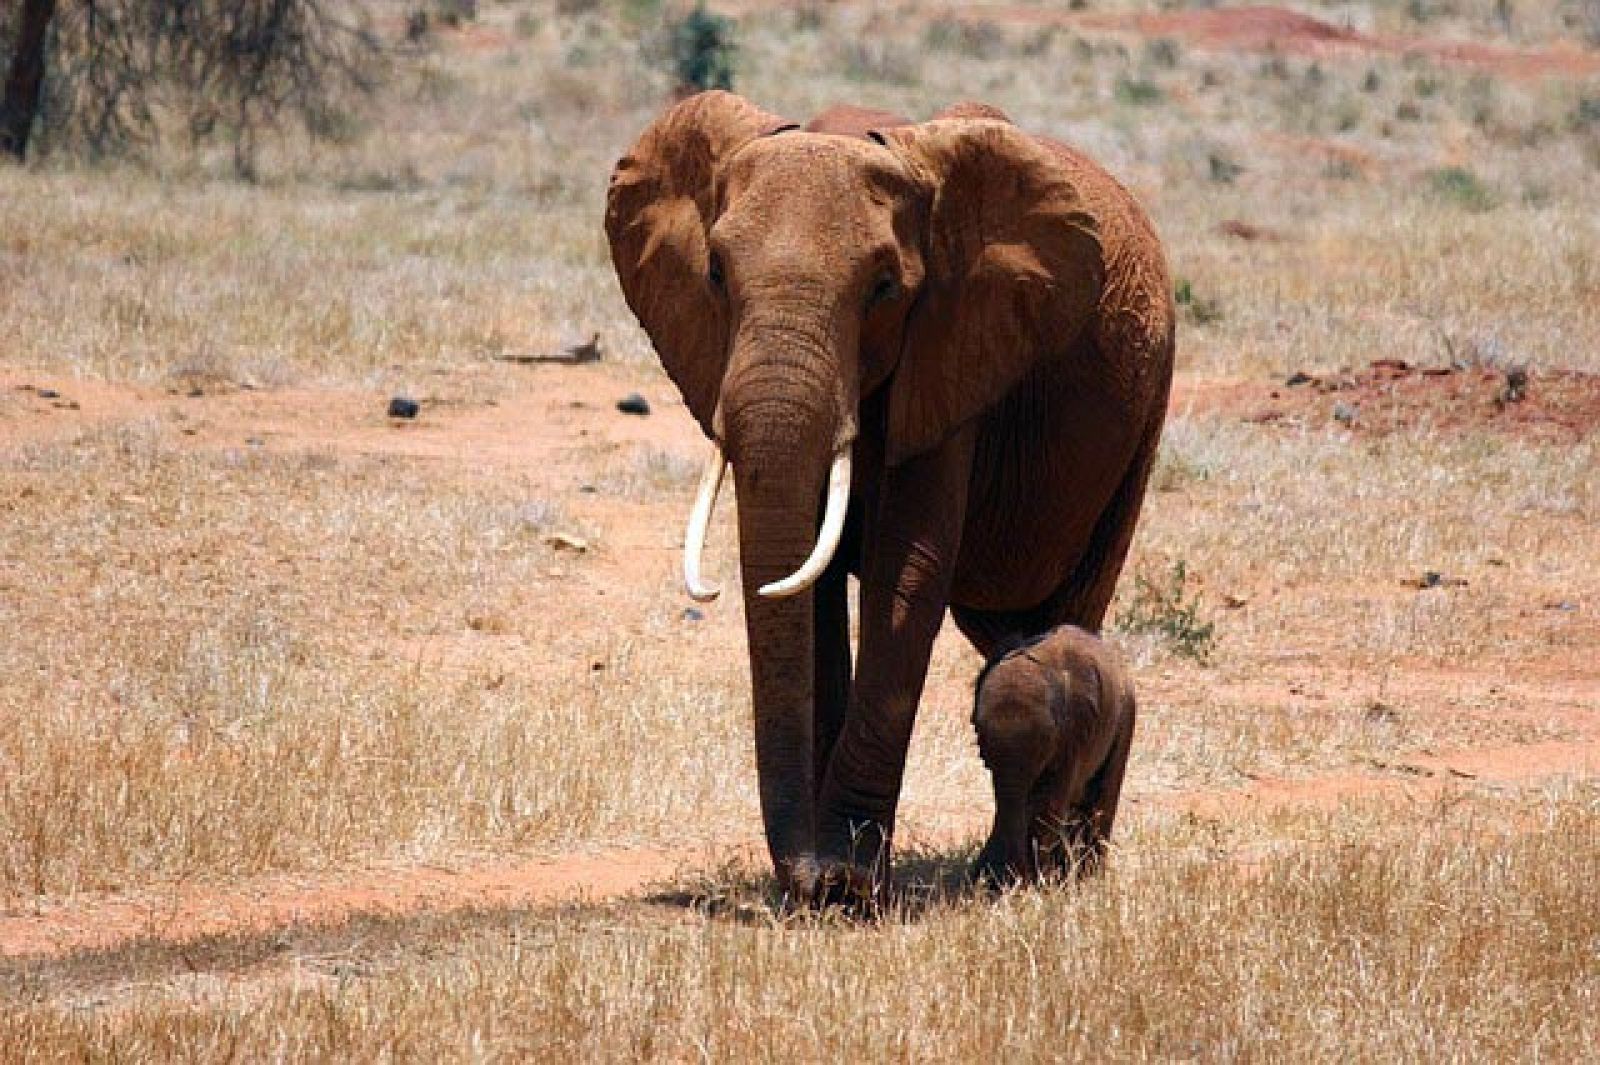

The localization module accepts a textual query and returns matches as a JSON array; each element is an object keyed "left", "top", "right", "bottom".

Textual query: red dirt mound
[
  {"left": 1235, "top": 361, "right": 1600, "bottom": 442},
  {"left": 947, "top": 3, "right": 1600, "bottom": 79}
]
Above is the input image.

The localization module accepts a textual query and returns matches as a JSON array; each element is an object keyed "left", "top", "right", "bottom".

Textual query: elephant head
[{"left": 606, "top": 91, "right": 1106, "bottom": 889}]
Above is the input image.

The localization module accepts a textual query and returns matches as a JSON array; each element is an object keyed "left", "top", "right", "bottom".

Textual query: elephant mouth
[{"left": 681, "top": 443, "right": 853, "bottom": 602}]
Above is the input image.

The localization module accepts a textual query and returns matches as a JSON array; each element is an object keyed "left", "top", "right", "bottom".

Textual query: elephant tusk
[
  {"left": 758, "top": 446, "right": 852, "bottom": 599},
  {"left": 683, "top": 447, "right": 728, "bottom": 602}
]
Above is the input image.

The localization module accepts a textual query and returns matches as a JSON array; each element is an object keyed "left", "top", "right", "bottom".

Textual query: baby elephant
[{"left": 972, "top": 626, "right": 1136, "bottom": 885}]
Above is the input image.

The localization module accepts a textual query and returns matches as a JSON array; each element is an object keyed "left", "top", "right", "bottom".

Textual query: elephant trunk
[{"left": 717, "top": 310, "right": 856, "bottom": 896}]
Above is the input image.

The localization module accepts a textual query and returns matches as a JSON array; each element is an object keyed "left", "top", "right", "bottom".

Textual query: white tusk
[
  {"left": 759, "top": 446, "right": 853, "bottom": 599},
  {"left": 683, "top": 447, "right": 727, "bottom": 602}
]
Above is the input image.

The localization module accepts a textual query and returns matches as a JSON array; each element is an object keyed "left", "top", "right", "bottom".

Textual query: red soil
[{"left": 1221, "top": 360, "right": 1600, "bottom": 442}]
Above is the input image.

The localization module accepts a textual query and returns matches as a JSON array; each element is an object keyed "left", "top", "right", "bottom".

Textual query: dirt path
[{"left": 1, "top": 363, "right": 702, "bottom": 471}]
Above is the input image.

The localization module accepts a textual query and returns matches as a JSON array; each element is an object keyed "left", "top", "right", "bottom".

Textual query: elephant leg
[
  {"left": 973, "top": 710, "right": 1055, "bottom": 887},
  {"left": 1068, "top": 697, "right": 1136, "bottom": 876},
  {"left": 815, "top": 429, "right": 975, "bottom": 897},
  {"left": 1034, "top": 704, "right": 1134, "bottom": 879},
  {"left": 811, "top": 549, "right": 853, "bottom": 800}
]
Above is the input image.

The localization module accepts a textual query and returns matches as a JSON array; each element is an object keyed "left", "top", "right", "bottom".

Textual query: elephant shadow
[{"left": 645, "top": 839, "right": 1010, "bottom": 926}]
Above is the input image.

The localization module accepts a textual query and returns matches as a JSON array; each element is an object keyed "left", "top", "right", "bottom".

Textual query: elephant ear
[
  {"left": 606, "top": 91, "right": 796, "bottom": 438},
  {"left": 881, "top": 118, "right": 1105, "bottom": 465}
]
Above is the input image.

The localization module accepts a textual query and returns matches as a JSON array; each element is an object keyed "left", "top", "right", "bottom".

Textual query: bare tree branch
[
  {"left": 7, "top": 0, "right": 384, "bottom": 172},
  {"left": 0, "top": 0, "right": 58, "bottom": 161}
]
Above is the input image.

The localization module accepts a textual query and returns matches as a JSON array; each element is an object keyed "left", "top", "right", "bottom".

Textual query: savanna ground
[{"left": 2, "top": 0, "right": 1598, "bottom": 1058}]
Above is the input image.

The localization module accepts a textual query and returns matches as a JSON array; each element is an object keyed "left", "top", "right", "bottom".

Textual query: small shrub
[
  {"left": 1334, "top": 98, "right": 1363, "bottom": 132},
  {"left": 1407, "top": 0, "right": 1439, "bottom": 23},
  {"left": 1427, "top": 166, "right": 1496, "bottom": 212},
  {"left": 1145, "top": 38, "right": 1181, "bottom": 68},
  {"left": 924, "top": 18, "right": 1005, "bottom": 59},
  {"left": 668, "top": 4, "right": 737, "bottom": 93},
  {"left": 1208, "top": 152, "right": 1242, "bottom": 183},
  {"left": 1259, "top": 55, "right": 1290, "bottom": 79},
  {"left": 1324, "top": 157, "right": 1362, "bottom": 181},
  {"left": 1114, "top": 77, "right": 1164, "bottom": 105},
  {"left": 430, "top": 0, "right": 477, "bottom": 25},
  {"left": 1115, "top": 560, "right": 1217, "bottom": 663},
  {"left": 1174, "top": 279, "right": 1224, "bottom": 325}
]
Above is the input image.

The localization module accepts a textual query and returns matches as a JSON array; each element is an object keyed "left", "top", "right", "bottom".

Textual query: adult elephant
[{"left": 606, "top": 92, "right": 1173, "bottom": 904}]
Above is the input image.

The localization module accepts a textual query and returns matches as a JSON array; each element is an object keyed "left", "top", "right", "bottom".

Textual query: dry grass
[
  {"left": 1, "top": 410, "right": 1589, "bottom": 894},
  {"left": 1, "top": 1, "right": 1597, "bottom": 1055},
  {"left": 3, "top": 792, "right": 1597, "bottom": 1061},
  {"left": 0, "top": 422, "right": 760, "bottom": 897}
]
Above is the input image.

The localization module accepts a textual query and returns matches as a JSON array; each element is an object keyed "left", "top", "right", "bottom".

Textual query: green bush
[
  {"left": 1114, "top": 77, "right": 1164, "bottom": 105},
  {"left": 1174, "top": 279, "right": 1224, "bottom": 325},
  {"left": 1115, "top": 560, "right": 1217, "bottom": 663},
  {"left": 1427, "top": 166, "right": 1496, "bottom": 212},
  {"left": 669, "top": 5, "right": 736, "bottom": 93}
]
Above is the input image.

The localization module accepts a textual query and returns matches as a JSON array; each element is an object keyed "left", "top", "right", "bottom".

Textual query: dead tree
[
  {"left": 0, "top": 0, "right": 57, "bottom": 161},
  {"left": 0, "top": 0, "right": 383, "bottom": 173}
]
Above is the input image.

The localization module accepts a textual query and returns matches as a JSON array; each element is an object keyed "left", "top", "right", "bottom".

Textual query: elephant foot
[
  {"left": 814, "top": 857, "right": 888, "bottom": 915},
  {"left": 770, "top": 855, "right": 884, "bottom": 916},
  {"left": 780, "top": 815, "right": 891, "bottom": 915},
  {"left": 971, "top": 838, "right": 1030, "bottom": 891},
  {"left": 774, "top": 854, "right": 823, "bottom": 907}
]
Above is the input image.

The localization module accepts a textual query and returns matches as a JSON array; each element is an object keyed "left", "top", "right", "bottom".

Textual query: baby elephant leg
[
  {"left": 1037, "top": 700, "right": 1135, "bottom": 879},
  {"left": 972, "top": 693, "right": 1057, "bottom": 885}
]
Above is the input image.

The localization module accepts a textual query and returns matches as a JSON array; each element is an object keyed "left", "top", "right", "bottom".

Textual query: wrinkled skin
[
  {"left": 971, "top": 626, "right": 1136, "bottom": 885},
  {"left": 606, "top": 92, "right": 1173, "bottom": 905}
]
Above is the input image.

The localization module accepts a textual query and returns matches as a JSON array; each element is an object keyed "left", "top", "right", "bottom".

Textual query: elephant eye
[
  {"left": 866, "top": 273, "right": 899, "bottom": 308},
  {"left": 707, "top": 253, "right": 726, "bottom": 291}
]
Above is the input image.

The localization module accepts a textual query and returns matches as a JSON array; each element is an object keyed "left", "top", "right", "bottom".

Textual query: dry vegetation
[
  {"left": 2, "top": 0, "right": 1597, "bottom": 1058},
  {"left": 4, "top": 795, "right": 1597, "bottom": 1059}
]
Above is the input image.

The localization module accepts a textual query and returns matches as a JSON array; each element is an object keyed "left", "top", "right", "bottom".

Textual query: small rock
[
  {"left": 1404, "top": 571, "right": 1468, "bottom": 590},
  {"left": 1543, "top": 600, "right": 1578, "bottom": 612},
  {"left": 35, "top": 387, "right": 61, "bottom": 400},
  {"left": 1364, "top": 700, "right": 1400, "bottom": 724},
  {"left": 1498, "top": 367, "right": 1528, "bottom": 405},
  {"left": 616, "top": 393, "right": 651, "bottom": 416},
  {"left": 682, "top": 607, "right": 705, "bottom": 622},
  {"left": 545, "top": 532, "right": 589, "bottom": 553},
  {"left": 1332, "top": 401, "right": 1358, "bottom": 426},
  {"left": 1221, "top": 593, "right": 1250, "bottom": 609},
  {"left": 1284, "top": 371, "right": 1314, "bottom": 387},
  {"left": 387, "top": 396, "right": 420, "bottom": 419}
]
